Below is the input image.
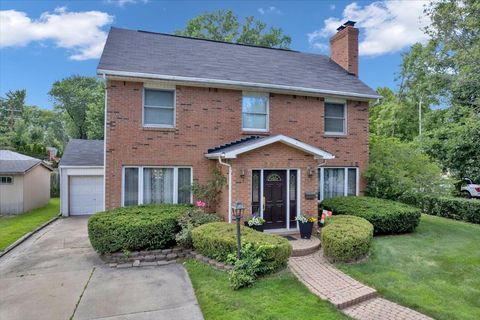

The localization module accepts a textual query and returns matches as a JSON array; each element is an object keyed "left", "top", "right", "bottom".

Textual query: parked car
[{"left": 460, "top": 177, "right": 480, "bottom": 198}]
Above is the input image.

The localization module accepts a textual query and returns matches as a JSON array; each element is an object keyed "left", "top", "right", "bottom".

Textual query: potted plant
[
  {"left": 244, "top": 213, "right": 265, "bottom": 232},
  {"left": 295, "top": 212, "right": 318, "bottom": 239}
]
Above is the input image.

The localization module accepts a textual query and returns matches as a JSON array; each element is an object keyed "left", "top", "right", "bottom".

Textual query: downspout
[
  {"left": 217, "top": 155, "right": 232, "bottom": 223},
  {"left": 102, "top": 73, "right": 107, "bottom": 211}
]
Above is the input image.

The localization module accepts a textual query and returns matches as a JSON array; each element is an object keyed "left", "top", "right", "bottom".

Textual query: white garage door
[{"left": 69, "top": 176, "right": 104, "bottom": 215}]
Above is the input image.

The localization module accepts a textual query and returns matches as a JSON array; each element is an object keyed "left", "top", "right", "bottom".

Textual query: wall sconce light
[
  {"left": 307, "top": 166, "right": 315, "bottom": 177},
  {"left": 240, "top": 167, "right": 245, "bottom": 178}
]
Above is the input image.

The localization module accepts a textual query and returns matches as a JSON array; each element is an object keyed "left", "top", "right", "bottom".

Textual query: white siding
[
  {"left": 60, "top": 167, "right": 104, "bottom": 216},
  {"left": 0, "top": 174, "right": 24, "bottom": 214}
]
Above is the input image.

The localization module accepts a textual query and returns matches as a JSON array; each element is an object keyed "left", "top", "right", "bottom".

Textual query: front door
[{"left": 263, "top": 170, "right": 287, "bottom": 229}]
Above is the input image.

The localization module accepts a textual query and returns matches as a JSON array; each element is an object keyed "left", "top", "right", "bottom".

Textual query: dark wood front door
[{"left": 263, "top": 170, "right": 287, "bottom": 229}]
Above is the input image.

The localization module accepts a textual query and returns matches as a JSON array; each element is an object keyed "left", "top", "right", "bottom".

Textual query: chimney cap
[
  {"left": 336, "top": 25, "right": 346, "bottom": 31},
  {"left": 343, "top": 20, "right": 356, "bottom": 27}
]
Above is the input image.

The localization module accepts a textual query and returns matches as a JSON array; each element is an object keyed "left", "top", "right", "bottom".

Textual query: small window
[
  {"left": 0, "top": 176, "right": 13, "bottom": 184},
  {"left": 324, "top": 102, "right": 346, "bottom": 134},
  {"left": 242, "top": 94, "right": 268, "bottom": 131},
  {"left": 144, "top": 89, "right": 175, "bottom": 127}
]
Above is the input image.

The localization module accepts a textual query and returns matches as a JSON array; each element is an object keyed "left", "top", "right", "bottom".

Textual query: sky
[{"left": 0, "top": 0, "right": 431, "bottom": 109}]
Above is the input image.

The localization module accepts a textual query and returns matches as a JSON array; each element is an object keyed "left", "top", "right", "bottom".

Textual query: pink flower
[{"left": 195, "top": 200, "right": 206, "bottom": 207}]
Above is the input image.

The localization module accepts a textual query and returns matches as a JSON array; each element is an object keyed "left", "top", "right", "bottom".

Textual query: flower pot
[
  {"left": 299, "top": 221, "right": 313, "bottom": 239},
  {"left": 244, "top": 221, "right": 265, "bottom": 232}
]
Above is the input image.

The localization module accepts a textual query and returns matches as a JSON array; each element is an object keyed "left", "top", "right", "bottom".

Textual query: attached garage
[{"left": 59, "top": 139, "right": 104, "bottom": 216}]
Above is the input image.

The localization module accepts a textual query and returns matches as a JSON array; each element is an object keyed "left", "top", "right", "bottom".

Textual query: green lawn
[
  {"left": 0, "top": 198, "right": 60, "bottom": 251},
  {"left": 184, "top": 260, "right": 347, "bottom": 320},
  {"left": 337, "top": 214, "right": 480, "bottom": 320}
]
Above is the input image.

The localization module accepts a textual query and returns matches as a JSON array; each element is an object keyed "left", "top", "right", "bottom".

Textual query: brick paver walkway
[{"left": 289, "top": 251, "right": 433, "bottom": 320}]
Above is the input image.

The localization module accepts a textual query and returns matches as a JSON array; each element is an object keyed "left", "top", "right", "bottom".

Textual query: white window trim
[
  {"left": 324, "top": 100, "right": 347, "bottom": 136},
  {"left": 142, "top": 87, "right": 176, "bottom": 128},
  {"left": 242, "top": 92, "right": 269, "bottom": 132},
  {"left": 0, "top": 176, "right": 13, "bottom": 184},
  {"left": 318, "top": 167, "right": 359, "bottom": 201},
  {"left": 122, "top": 166, "right": 193, "bottom": 206}
]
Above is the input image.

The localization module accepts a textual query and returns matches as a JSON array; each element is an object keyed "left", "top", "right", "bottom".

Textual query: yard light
[{"left": 232, "top": 201, "right": 245, "bottom": 259}]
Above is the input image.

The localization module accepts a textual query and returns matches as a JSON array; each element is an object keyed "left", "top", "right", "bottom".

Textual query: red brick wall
[
  {"left": 330, "top": 26, "right": 359, "bottom": 76},
  {"left": 105, "top": 80, "right": 369, "bottom": 213}
]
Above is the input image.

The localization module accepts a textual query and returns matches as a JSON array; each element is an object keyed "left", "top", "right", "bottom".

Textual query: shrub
[
  {"left": 175, "top": 208, "right": 221, "bottom": 248},
  {"left": 192, "top": 222, "right": 292, "bottom": 272},
  {"left": 321, "top": 215, "right": 373, "bottom": 262},
  {"left": 399, "top": 193, "right": 480, "bottom": 224},
  {"left": 226, "top": 243, "right": 271, "bottom": 290},
  {"left": 321, "top": 196, "right": 421, "bottom": 234},
  {"left": 88, "top": 204, "right": 190, "bottom": 254}
]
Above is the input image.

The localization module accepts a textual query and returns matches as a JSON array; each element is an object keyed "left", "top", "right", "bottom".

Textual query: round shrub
[
  {"left": 321, "top": 215, "right": 373, "bottom": 262},
  {"left": 321, "top": 196, "right": 421, "bottom": 234},
  {"left": 88, "top": 204, "right": 190, "bottom": 254},
  {"left": 191, "top": 222, "right": 292, "bottom": 272}
]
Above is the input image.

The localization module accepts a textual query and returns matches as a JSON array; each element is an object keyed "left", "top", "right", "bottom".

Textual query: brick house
[{"left": 92, "top": 21, "right": 380, "bottom": 230}]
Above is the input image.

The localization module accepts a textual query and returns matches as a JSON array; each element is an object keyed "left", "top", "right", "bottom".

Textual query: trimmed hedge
[
  {"left": 321, "top": 215, "right": 373, "bottom": 262},
  {"left": 399, "top": 193, "right": 480, "bottom": 224},
  {"left": 321, "top": 196, "right": 421, "bottom": 234},
  {"left": 192, "top": 222, "right": 292, "bottom": 272},
  {"left": 88, "top": 204, "right": 191, "bottom": 254}
]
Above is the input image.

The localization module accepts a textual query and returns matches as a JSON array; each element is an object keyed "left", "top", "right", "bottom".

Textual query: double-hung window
[
  {"left": 324, "top": 102, "right": 346, "bottom": 135},
  {"left": 143, "top": 89, "right": 175, "bottom": 127},
  {"left": 319, "top": 167, "right": 358, "bottom": 201},
  {"left": 123, "top": 167, "right": 192, "bottom": 206},
  {"left": 242, "top": 93, "right": 269, "bottom": 131}
]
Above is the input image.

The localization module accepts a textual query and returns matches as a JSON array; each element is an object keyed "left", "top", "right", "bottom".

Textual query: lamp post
[{"left": 232, "top": 201, "right": 245, "bottom": 259}]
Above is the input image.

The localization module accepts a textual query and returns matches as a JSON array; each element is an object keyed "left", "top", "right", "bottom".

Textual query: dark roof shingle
[
  {"left": 98, "top": 28, "right": 380, "bottom": 99},
  {"left": 59, "top": 139, "right": 104, "bottom": 167}
]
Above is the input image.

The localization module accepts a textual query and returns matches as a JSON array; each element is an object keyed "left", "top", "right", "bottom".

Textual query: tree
[
  {"left": 176, "top": 10, "right": 291, "bottom": 49},
  {"left": 85, "top": 83, "right": 105, "bottom": 140},
  {"left": 364, "top": 136, "right": 451, "bottom": 200},
  {"left": 398, "top": 0, "right": 480, "bottom": 110},
  {"left": 0, "top": 90, "right": 26, "bottom": 148},
  {"left": 49, "top": 76, "right": 104, "bottom": 139}
]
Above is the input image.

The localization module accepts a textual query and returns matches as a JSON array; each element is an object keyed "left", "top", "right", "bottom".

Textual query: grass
[
  {"left": 337, "top": 214, "right": 480, "bottom": 320},
  {"left": 0, "top": 198, "right": 60, "bottom": 251},
  {"left": 184, "top": 260, "right": 347, "bottom": 320}
]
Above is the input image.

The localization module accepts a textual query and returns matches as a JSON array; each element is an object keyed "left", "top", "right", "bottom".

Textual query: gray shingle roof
[
  {"left": 97, "top": 27, "right": 380, "bottom": 99},
  {"left": 0, "top": 150, "right": 51, "bottom": 174},
  {"left": 59, "top": 139, "right": 104, "bottom": 167}
]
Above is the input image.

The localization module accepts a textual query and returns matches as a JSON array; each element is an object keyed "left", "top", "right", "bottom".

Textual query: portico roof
[{"left": 205, "top": 134, "right": 335, "bottom": 160}]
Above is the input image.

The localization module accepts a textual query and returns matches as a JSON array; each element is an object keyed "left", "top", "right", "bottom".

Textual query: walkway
[{"left": 289, "top": 250, "right": 433, "bottom": 320}]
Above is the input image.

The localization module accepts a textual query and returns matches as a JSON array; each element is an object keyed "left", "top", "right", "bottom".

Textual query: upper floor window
[
  {"left": 324, "top": 102, "right": 346, "bottom": 135},
  {"left": 242, "top": 93, "right": 269, "bottom": 131},
  {"left": 144, "top": 89, "right": 175, "bottom": 127},
  {"left": 0, "top": 176, "right": 13, "bottom": 184}
]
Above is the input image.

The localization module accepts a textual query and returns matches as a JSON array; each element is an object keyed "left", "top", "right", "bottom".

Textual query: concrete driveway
[{"left": 0, "top": 217, "right": 203, "bottom": 320}]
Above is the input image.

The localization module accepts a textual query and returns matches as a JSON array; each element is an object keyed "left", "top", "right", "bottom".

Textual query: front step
[{"left": 284, "top": 234, "right": 321, "bottom": 257}]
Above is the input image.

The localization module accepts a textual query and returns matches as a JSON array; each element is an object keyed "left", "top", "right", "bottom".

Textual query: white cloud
[
  {"left": 105, "top": 0, "right": 149, "bottom": 7},
  {"left": 0, "top": 7, "right": 113, "bottom": 60},
  {"left": 308, "top": 0, "right": 430, "bottom": 56},
  {"left": 258, "top": 6, "right": 282, "bottom": 15}
]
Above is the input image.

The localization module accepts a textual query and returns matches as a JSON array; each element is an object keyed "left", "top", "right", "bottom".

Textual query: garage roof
[
  {"left": 59, "top": 139, "right": 104, "bottom": 167},
  {"left": 0, "top": 150, "right": 52, "bottom": 174}
]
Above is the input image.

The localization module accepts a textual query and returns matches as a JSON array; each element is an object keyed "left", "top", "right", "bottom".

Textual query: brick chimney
[{"left": 330, "top": 21, "right": 359, "bottom": 76}]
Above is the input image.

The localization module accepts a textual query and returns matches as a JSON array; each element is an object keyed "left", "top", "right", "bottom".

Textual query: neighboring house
[
  {"left": 59, "top": 139, "right": 104, "bottom": 216},
  {"left": 80, "top": 21, "right": 380, "bottom": 230},
  {"left": 0, "top": 150, "right": 52, "bottom": 215}
]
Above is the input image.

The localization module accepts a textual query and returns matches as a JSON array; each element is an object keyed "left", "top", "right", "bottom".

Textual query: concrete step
[{"left": 285, "top": 234, "right": 321, "bottom": 257}]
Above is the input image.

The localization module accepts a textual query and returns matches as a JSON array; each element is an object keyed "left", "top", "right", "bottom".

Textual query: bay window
[
  {"left": 123, "top": 167, "right": 192, "bottom": 206},
  {"left": 319, "top": 167, "right": 358, "bottom": 200}
]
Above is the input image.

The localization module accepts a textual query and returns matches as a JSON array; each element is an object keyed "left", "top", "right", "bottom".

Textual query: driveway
[{"left": 0, "top": 217, "right": 203, "bottom": 320}]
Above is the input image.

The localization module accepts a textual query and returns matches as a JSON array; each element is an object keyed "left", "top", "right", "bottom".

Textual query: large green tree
[
  {"left": 49, "top": 76, "right": 104, "bottom": 139},
  {"left": 176, "top": 10, "right": 291, "bottom": 48}
]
